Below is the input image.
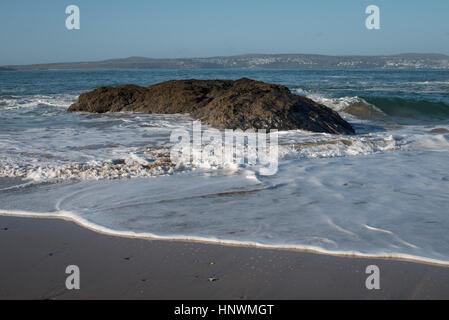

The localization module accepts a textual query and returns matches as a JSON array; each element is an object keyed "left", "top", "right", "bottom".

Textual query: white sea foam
[
  {"left": 0, "top": 94, "right": 78, "bottom": 110},
  {"left": 295, "top": 88, "right": 386, "bottom": 117},
  {"left": 1, "top": 116, "right": 447, "bottom": 181},
  {"left": 2, "top": 148, "right": 449, "bottom": 265}
]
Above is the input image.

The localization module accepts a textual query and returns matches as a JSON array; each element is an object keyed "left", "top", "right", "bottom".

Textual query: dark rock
[
  {"left": 110, "top": 159, "right": 126, "bottom": 165},
  {"left": 68, "top": 78, "right": 354, "bottom": 134},
  {"left": 430, "top": 128, "right": 449, "bottom": 133}
]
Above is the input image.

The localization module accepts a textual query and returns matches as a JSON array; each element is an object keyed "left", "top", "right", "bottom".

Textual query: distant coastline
[{"left": 2, "top": 53, "right": 449, "bottom": 71}]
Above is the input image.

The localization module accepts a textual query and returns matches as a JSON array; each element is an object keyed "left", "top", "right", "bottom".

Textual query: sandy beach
[{"left": 1, "top": 214, "right": 449, "bottom": 300}]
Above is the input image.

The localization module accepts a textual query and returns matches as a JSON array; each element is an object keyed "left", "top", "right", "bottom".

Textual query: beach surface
[{"left": 1, "top": 214, "right": 449, "bottom": 300}]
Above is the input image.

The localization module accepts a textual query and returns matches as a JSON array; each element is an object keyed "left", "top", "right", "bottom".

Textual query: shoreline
[
  {"left": 2, "top": 214, "right": 449, "bottom": 299},
  {"left": 1, "top": 211, "right": 449, "bottom": 268}
]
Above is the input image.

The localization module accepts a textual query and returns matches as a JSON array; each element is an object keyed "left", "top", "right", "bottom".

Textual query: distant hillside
[{"left": 4, "top": 53, "right": 449, "bottom": 70}]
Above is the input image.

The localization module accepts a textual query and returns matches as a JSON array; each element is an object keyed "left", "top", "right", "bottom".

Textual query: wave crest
[{"left": 296, "top": 89, "right": 449, "bottom": 123}]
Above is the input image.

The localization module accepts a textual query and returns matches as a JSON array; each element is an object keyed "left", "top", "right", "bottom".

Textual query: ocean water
[{"left": 1, "top": 69, "right": 449, "bottom": 264}]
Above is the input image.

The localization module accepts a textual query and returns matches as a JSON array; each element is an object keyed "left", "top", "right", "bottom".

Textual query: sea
[{"left": 1, "top": 68, "right": 449, "bottom": 264}]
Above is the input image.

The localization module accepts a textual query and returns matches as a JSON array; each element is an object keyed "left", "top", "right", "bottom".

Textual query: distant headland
[{"left": 2, "top": 53, "right": 449, "bottom": 70}]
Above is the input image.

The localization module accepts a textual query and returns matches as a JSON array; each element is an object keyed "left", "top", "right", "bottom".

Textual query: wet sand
[{"left": 0, "top": 214, "right": 449, "bottom": 299}]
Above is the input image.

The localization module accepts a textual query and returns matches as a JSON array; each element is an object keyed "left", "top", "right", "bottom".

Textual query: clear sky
[{"left": 0, "top": 0, "right": 448, "bottom": 65}]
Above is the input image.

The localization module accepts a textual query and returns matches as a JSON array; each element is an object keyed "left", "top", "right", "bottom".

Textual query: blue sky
[{"left": 0, "top": 0, "right": 448, "bottom": 65}]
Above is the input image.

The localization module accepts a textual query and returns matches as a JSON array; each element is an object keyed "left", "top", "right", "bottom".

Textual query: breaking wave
[
  {"left": 295, "top": 89, "right": 449, "bottom": 123},
  {"left": 363, "top": 97, "right": 449, "bottom": 122}
]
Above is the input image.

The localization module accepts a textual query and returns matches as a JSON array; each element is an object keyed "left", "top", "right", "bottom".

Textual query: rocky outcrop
[{"left": 68, "top": 78, "right": 354, "bottom": 134}]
